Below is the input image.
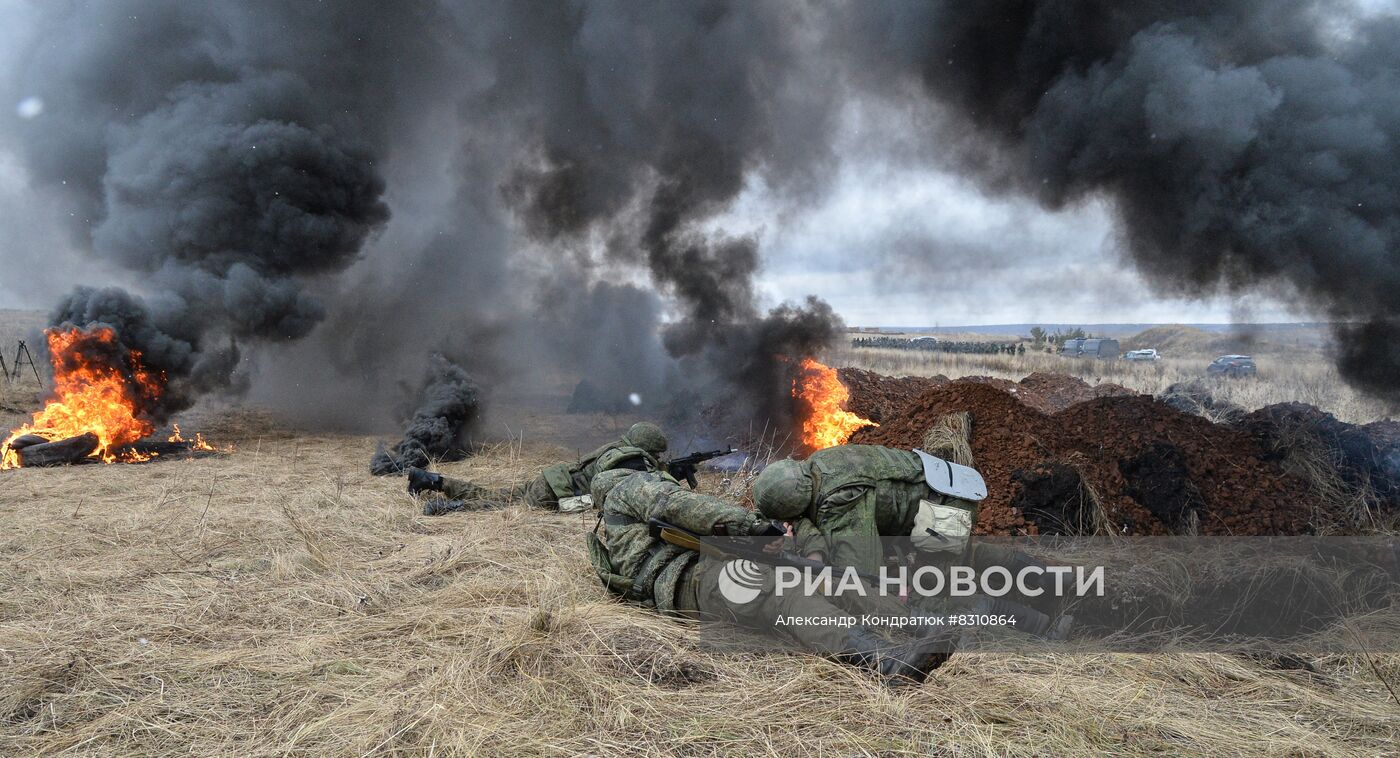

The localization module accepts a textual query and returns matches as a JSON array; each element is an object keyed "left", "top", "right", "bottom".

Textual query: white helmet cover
[{"left": 913, "top": 449, "right": 988, "bottom": 502}]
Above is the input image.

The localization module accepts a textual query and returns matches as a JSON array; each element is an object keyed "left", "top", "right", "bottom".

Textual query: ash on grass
[{"left": 1, "top": 410, "right": 1397, "bottom": 756}]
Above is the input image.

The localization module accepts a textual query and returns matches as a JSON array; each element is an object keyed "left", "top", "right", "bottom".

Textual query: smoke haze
[{"left": 4, "top": 0, "right": 1400, "bottom": 436}]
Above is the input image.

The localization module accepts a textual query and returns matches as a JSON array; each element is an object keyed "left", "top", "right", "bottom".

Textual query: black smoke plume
[
  {"left": 492, "top": 1, "right": 847, "bottom": 433},
  {"left": 53, "top": 75, "right": 391, "bottom": 420},
  {"left": 8, "top": 1, "right": 419, "bottom": 423},
  {"left": 27, "top": 2, "right": 1400, "bottom": 447},
  {"left": 8, "top": 1, "right": 852, "bottom": 444},
  {"left": 845, "top": 0, "right": 1400, "bottom": 401},
  {"left": 370, "top": 353, "right": 481, "bottom": 476}
]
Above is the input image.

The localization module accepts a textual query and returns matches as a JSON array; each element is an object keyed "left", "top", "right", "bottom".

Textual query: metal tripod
[{"left": 10, "top": 340, "right": 42, "bottom": 386}]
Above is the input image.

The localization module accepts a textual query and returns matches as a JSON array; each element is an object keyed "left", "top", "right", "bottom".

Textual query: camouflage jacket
[
  {"left": 543, "top": 441, "right": 662, "bottom": 499},
  {"left": 790, "top": 445, "right": 932, "bottom": 572},
  {"left": 601, "top": 471, "right": 764, "bottom": 611}
]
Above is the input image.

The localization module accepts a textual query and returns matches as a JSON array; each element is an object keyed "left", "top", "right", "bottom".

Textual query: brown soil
[
  {"left": 836, "top": 368, "right": 948, "bottom": 424},
  {"left": 850, "top": 378, "right": 1314, "bottom": 536},
  {"left": 1011, "top": 372, "right": 1136, "bottom": 414},
  {"left": 837, "top": 369, "right": 1133, "bottom": 423}
]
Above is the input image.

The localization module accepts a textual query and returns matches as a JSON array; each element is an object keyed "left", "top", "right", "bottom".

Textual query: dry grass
[
  {"left": 919, "top": 412, "right": 973, "bottom": 468},
  {"left": 826, "top": 345, "right": 1396, "bottom": 425},
  {"left": 2, "top": 406, "right": 1399, "bottom": 756}
]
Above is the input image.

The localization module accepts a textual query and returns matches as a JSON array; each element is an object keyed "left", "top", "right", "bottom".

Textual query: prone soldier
[
  {"left": 751, "top": 444, "right": 985, "bottom": 573},
  {"left": 407, "top": 421, "right": 669, "bottom": 515},
  {"left": 586, "top": 468, "right": 953, "bottom": 682},
  {"left": 752, "top": 444, "right": 1068, "bottom": 637}
]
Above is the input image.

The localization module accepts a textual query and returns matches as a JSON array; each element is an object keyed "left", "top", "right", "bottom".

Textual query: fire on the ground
[{"left": 1, "top": 326, "right": 220, "bottom": 469}]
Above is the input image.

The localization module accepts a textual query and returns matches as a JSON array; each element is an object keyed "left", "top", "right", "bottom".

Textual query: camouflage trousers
[
  {"left": 439, "top": 473, "right": 557, "bottom": 510},
  {"left": 674, "top": 558, "right": 926, "bottom": 656}
]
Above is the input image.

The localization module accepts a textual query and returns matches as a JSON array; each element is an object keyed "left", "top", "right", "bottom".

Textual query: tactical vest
[{"left": 594, "top": 446, "right": 661, "bottom": 478}]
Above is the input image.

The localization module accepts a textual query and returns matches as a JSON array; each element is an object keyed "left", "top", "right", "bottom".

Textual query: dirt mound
[
  {"left": 836, "top": 368, "right": 947, "bottom": 424},
  {"left": 1121, "top": 324, "right": 1253, "bottom": 356},
  {"left": 1238, "top": 403, "right": 1400, "bottom": 513},
  {"left": 1364, "top": 419, "right": 1400, "bottom": 473},
  {"left": 917, "top": 372, "right": 1135, "bottom": 415},
  {"left": 1159, "top": 380, "right": 1247, "bottom": 422},
  {"left": 850, "top": 378, "right": 1314, "bottom": 536},
  {"left": 958, "top": 375, "right": 1019, "bottom": 393},
  {"left": 837, "top": 369, "right": 1133, "bottom": 424},
  {"left": 1013, "top": 372, "right": 1136, "bottom": 414}
]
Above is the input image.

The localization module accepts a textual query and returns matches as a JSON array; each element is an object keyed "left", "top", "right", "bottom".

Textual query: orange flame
[
  {"left": 0, "top": 325, "right": 220, "bottom": 469},
  {"left": 791, "top": 357, "right": 877, "bottom": 452},
  {"left": 168, "top": 424, "right": 216, "bottom": 452}
]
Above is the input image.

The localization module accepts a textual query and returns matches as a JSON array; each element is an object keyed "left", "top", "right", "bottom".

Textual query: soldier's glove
[
  {"left": 752, "top": 520, "right": 787, "bottom": 538},
  {"left": 750, "top": 519, "right": 790, "bottom": 554}
]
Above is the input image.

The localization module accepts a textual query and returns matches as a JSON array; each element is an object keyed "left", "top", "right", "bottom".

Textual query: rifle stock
[{"left": 654, "top": 525, "right": 727, "bottom": 560}]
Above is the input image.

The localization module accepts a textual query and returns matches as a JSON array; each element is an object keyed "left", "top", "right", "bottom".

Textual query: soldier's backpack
[
  {"left": 541, "top": 462, "right": 578, "bottom": 499},
  {"left": 910, "top": 449, "right": 988, "bottom": 556}
]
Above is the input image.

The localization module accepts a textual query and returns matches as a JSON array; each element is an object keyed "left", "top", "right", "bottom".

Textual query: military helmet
[
  {"left": 591, "top": 468, "right": 635, "bottom": 507},
  {"left": 624, "top": 421, "right": 668, "bottom": 455},
  {"left": 752, "top": 459, "right": 813, "bottom": 520}
]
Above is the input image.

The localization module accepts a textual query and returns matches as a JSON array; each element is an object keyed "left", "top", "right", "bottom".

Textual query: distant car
[
  {"left": 1124, "top": 348, "right": 1161, "bottom": 362},
  {"left": 1207, "top": 355, "right": 1257, "bottom": 378}
]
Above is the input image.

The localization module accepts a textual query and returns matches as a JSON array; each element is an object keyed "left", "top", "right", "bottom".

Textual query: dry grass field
[
  {"left": 2, "top": 316, "right": 1398, "bottom": 755},
  {"left": 0, "top": 309, "right": 47, "bottom": 407},
  {"left": 2, "top": 411, "right": 1398, "bottom": 756}
]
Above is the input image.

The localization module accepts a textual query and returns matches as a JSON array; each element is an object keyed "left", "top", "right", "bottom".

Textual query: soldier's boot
[
  {"left": 421, "top": 497, "right": 507, "bottom": 516},
  {"left": 406, "top": 467, "right": 444, "bottom": 495},
  {"left": 971, "top": 596, "right": 1071, "bottom": 640},
  {"left": 1048, "top": 614, "right": 1075, "bottom": 641},
  {"left": 838, "top": 626, "right": 952, "bottom": 683}
]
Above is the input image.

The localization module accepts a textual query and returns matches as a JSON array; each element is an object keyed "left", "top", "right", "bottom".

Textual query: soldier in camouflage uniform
[
  {"left": 586, "top": 469, "right": 953, "bottom": 682},
  {"left": 752, "top": 444, "right": 1068, "bottom": 637},
  {"left": 751, "top": 445, "right": 974, "bottom": 574},
  {"left": 408, "top": 421, "right": 668, "bottom": 515}
]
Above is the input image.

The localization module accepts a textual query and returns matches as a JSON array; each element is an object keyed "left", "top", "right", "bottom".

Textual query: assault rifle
[
  {"left": 648, "top": 518, "right": 881, "bottom": 585},
  {"left": 665, "top": 447, "right": 737, "bottom": 488}
]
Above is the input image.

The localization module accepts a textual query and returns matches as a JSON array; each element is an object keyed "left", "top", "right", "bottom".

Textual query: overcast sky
[
  {"left": 0, "top": 116, "right": 1314, "bottom": 328},
  {"left": 742, "top": 162, "right": 1311, "bottom": 327}
]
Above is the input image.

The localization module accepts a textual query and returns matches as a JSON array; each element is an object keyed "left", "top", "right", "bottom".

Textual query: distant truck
[{"left": 1061, "top": 338, "right": 1120, "bottom": 359}]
